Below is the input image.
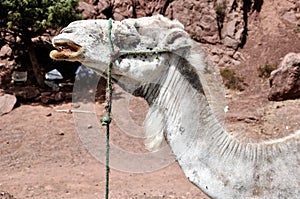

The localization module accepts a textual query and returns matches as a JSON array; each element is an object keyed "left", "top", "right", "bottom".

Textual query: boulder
[
  {"left": 268, "top": 53, "right": 300, "bottom": 101},
  {"left": 82, "top": 0, "right": 246, "bottom": 46},
  {"left": 12, "top": 86, "right": 40, "bottom": 100},
  {"left": 224, "top": 36, "right": 240, "bottom": 49},
  {"left": 0, "top": 45, "right": 12, "bottom": 59},
  {"left": 0, "top": 94, "right": 17, "bottom": 116},
  {"left": 79, "top": 0, "right": 111, "bottom": 19},
  {"left": 78, "top": 1, "right": 95, "bottom": 19}
]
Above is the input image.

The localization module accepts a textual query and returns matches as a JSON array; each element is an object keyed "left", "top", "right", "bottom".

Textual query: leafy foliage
[
  {"left": 0, "top": 0, "right": 82, "bottom": 40},
  {"left": 0, "top": 0, "right": 82, "bottom": 63},
  {"left": 0, "top": 0, "right": 82, "bottom": 87}
]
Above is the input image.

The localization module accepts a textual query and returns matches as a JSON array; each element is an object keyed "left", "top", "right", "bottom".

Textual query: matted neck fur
[{"left": 50, "top": 15, "right": 300, "bottom": 199}]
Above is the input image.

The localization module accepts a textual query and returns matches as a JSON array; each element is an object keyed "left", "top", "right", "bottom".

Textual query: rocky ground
[{"left": 0, "top": 0, "right": 300, "bottom": 198}]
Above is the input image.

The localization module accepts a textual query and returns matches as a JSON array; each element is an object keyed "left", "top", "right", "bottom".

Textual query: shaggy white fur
[{"left": 50, "top": 15, "right": 300, "bottom": 199}]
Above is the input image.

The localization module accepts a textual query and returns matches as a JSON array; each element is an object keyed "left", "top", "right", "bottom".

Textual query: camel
[{"left": 50, "top": 15, "right": 299, "bottom": 198}]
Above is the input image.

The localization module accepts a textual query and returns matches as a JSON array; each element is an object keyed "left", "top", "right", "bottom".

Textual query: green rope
[
  {"left": 100, "top": 18, "right": 114, "bottom": 199},
  {"left": 100, "top": 18, "right": 170, "bottom": 199}
]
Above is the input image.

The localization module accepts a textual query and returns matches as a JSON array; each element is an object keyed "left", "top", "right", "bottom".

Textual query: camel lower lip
[{"left": 50, "top": 39, "right": 83, "bottom": 61}]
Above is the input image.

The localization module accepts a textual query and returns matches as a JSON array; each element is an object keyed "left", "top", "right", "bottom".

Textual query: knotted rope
[
  {"left": 100, "top": 18, "right": 113, "bottom": 199},
  {"left": 100, "top": 18, "right": 170, "bottom": 199}
]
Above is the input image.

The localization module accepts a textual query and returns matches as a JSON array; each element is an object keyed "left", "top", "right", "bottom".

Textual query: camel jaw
[{"left": 50, "top": 39, "right": 83, "bottom": 61}]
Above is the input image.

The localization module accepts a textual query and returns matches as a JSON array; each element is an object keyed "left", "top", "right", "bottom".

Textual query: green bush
[
  {"left": 0, "top": 0, "right": 82, "bottom": 86},
  {"left": 214, "top": 0, "right": 226, "bottom": 39},
  {"left": 0, "top": 0, "right": 82, "bottom": 39},
  {"left": 220, "top": 67, "right": 245, "bottom": 91},
  {"left": 0, "top": 0, "right": 82, "bottom": 66},
  {"left": 296, "top": 24, "right": 300, "bottom": 33},
  {"left": 258, "top": 64, "right": 277, "bottom": 78}
]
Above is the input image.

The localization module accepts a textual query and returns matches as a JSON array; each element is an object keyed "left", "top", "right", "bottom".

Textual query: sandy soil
[
  {"left": 0, "top": 90, "right": 209, "bottom": 199},
  {"left": 2, "top": 80, "right": 299, "bottom": 199}
]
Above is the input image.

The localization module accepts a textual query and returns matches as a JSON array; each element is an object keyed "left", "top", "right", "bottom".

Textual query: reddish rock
[
  {"left": 134, "top": 0, "right": 167, "bottom": 18},
  {"left": 112, "top": 0, "right": 134, "bottom": 20},
  {"left": 81, "top": 0, "right": 251, "bottom": 67},
  {"left": 0, "top": 94, "right": 17, "bottom": 116},
  {"left": 269, "top": 53, "right": 300, "bottom": 101},
  {"left": 80, "top": 0, "right": 111, "bottom": 19},
  {"left": 78, "top": 1, "right": 95, "bottom": 19},
  {"left": 224, "top": 36, "right": 240, "bottom": 49},
  {"left": 54, "top": 91, "right": 65, "bottom": 101},
  {"left": 165, "top": 0, "right": 219, "bottom": 43},
  {"left": 11, "top": 86, "right": 40, "bottom": 100},
  {"left": 0, "top": 45, "right": 12, "bottom": 59},
  {"left": 0, "top": 191, "right": 16, "bottom": 199},
  {"left": 77, "top": 0, "right": 255, "bottom": 67}
]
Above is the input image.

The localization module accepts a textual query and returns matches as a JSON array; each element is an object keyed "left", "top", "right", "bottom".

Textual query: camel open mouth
[{"left": 50, "top": 39, "right": 83, "bottom": 61}]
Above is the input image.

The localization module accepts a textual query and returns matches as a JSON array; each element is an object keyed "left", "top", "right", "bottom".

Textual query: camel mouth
[{"left": 50, "top": 39, "right": 83, "bottom": 61}]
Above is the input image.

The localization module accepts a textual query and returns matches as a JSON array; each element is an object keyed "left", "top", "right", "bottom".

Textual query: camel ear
[
  {"left": 159, "top": 28, "right": 191, "bottom": 52},
  {"left": 113, "top": 22, "right": 141, "bottom": 50}
]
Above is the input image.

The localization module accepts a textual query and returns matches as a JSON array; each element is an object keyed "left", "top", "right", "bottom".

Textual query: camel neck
[
  {"left": 144, "top": 61, "right": 299, "bottom": 198},
  {"left": 146, "top": 58, "right": 299, "bottom": 163}
]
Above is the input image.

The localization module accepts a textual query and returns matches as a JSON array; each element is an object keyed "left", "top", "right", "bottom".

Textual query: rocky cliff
[{"left": 79, "top": 0, "right": 299, "bottom": 69}]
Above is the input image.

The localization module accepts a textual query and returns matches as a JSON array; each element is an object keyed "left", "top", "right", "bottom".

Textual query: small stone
[
  {"left": 41, "top": 95, "right": 54, "bottom": 104},
  {"left": 13, "top": 86, "right": 40, "bottom": 100},
  {"left": 232, "top": 59, "right": 241, "bottom": 66},
  {"left": 282, "top": 11, "right": 298, "bottom": 24},
  {"left": 225, "top": 49, "right": 235, "bottom": 57},
  {"left": 210, "top": 47, "right": 223, "bottom": 55},
  {"left": 46, "top": 113, "right": 52, "bottom": 117},
  {"left": 211, "top": 55, "right": 220, "bottom": 63},
  {"left": 224, "top": 36, "right": 240, "bottom": 49},
  {"left": 0, "top": 94, "right": 17, "bottom": 116},
  {"left": 221, "top": 55, "right": 231, "bottom": 63},
  {"left": 235, "top": 28, "right": 244, "bottom": 41},
  {"left": 54, "top": 92, "right": 64, "bottom": 101},
  {"left": 233, "top": 51, "right": 245, "bottom": 61},
  {"left": 73, "top": 103, "right": 80, "bottom": 109},
  {"left": 225, "top": 19, "right": 237, "bottom": 37},
  {"left": 0, "top": 44, "right": 12, "bottom": 58}
]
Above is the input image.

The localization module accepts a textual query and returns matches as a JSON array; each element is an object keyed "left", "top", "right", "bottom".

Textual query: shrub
[
  {"left": 296, "top": 24, "right": 300, "bottom": 33},
  {"left": 258, "top": 64, "right": 277, "bottom": 78},
  {"left": 0, "top": 0, "right": 82, "bottom": 86},
  {"left": 220, "top": 67, "right": 245, "bottom": 91},
  {"left": 214, "top": 0, "right": 227, "bottom": 39}
]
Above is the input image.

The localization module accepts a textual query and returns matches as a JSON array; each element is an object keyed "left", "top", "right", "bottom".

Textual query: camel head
[
  {"left": 50, "top": 15, "right": 193, "bottom": 93},
  {"left": 50, "top": 19, "right": 116, "bottom": 78},
  {"left": 50, "top": 15, "right": 300, "bottom": 199}
]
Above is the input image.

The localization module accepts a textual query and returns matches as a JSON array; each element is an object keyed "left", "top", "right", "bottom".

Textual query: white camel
[{"left": 50, "top": 15, "right": 299, "bottom": 199}]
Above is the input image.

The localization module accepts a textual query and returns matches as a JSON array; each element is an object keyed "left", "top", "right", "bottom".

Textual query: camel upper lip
[
  {"left": 52, "top": 39, "right": 82, "bottom": 52},
  {"left": 50, "top": 39, "right": 83, "bottom": 61}
]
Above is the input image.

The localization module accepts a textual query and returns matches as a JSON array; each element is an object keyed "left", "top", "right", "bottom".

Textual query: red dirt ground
[{"left": 0, "top": 91, "right": 209, "bottom": 199}]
